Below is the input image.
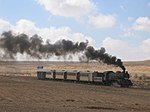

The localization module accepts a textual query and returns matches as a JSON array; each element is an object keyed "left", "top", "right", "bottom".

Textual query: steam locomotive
[{"left": 37, "top": 68, "right": 132, "bottom": 87}]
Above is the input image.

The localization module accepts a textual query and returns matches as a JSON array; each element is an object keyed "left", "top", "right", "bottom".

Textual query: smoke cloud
[
  {"left": 0, "top": 31, "right": 125, "bottom": 71},
  {"left": 83, "top": 46, "right": 125, "bottom": 72},
  {"left": 0, "top": 31, "right": 88, "bottom": 59}
]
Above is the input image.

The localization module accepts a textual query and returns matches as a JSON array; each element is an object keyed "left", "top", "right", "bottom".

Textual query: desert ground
[{"left": 0, "top": 61, "right": 150, "bottom": 112}]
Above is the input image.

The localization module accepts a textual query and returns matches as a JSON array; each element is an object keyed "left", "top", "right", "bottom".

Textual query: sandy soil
[
  {"left": 0, "top": 75, "right": 150, "bottom": 112},
  {"left": 0, "top": 61, "right": 150, "bottom": 112}
]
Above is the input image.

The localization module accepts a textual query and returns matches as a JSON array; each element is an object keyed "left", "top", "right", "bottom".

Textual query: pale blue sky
[{"left": 0, "top": 0, "right": 150, "bottom": 60}]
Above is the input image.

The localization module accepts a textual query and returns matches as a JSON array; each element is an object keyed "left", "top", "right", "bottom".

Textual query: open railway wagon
[{"left": 37, "top": 68, "right": 132, "bottom": 87}]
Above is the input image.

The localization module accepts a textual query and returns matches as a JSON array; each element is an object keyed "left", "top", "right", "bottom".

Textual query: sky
[{"left": 0, "top": 0, "right": 150, "bottom": 61}]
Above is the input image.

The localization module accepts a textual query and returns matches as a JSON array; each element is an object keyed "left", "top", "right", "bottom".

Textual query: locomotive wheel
[{"left": 111, "top": 81, "right": 121, "bottom": 87}]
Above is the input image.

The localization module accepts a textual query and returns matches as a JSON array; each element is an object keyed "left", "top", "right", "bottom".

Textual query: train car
[
  {"left": 66, "top": 70, "right": 79, "bottom": 81},
  {"left": 37, "top": 66, "right": 46, "bottom": 80},
  {"left": 92, "top": 71, "right": 104, "bottom": 84},
  {"left": 79, "top": 71, "right": 93, "bottom": 82},
  {"left": 37, "top": 71, "right": 46, "bottom": 80},
  {"left": 45, "top": 71, "right": 53, "bottom": 79},
  {"left": 53, "top": 70, "right": 67, "bottom": 80}
]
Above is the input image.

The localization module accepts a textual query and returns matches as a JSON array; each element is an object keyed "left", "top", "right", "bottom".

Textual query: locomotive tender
[{"left": 37, "top": 67, "right": 132, "bottom": 87}]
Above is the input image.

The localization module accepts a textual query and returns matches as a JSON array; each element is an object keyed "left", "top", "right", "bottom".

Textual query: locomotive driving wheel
[{"left": 111, "top": 81, "right": 121, "bottom": 87}]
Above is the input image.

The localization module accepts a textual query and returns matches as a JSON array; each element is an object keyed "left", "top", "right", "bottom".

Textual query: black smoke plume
[
  {"left": 0, "top": 31, "right": 88, "bottom": 59},
  {"left": 0, "top": 31, "right": 125, "bottom": 71},
  {"left": 84, "top": 46, "right": 125, "bottom": 72}
]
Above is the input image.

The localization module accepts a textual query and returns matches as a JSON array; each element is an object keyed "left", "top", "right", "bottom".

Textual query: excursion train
[{"left": 37, "top": 67, "right": 133, "bottom": 87}]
